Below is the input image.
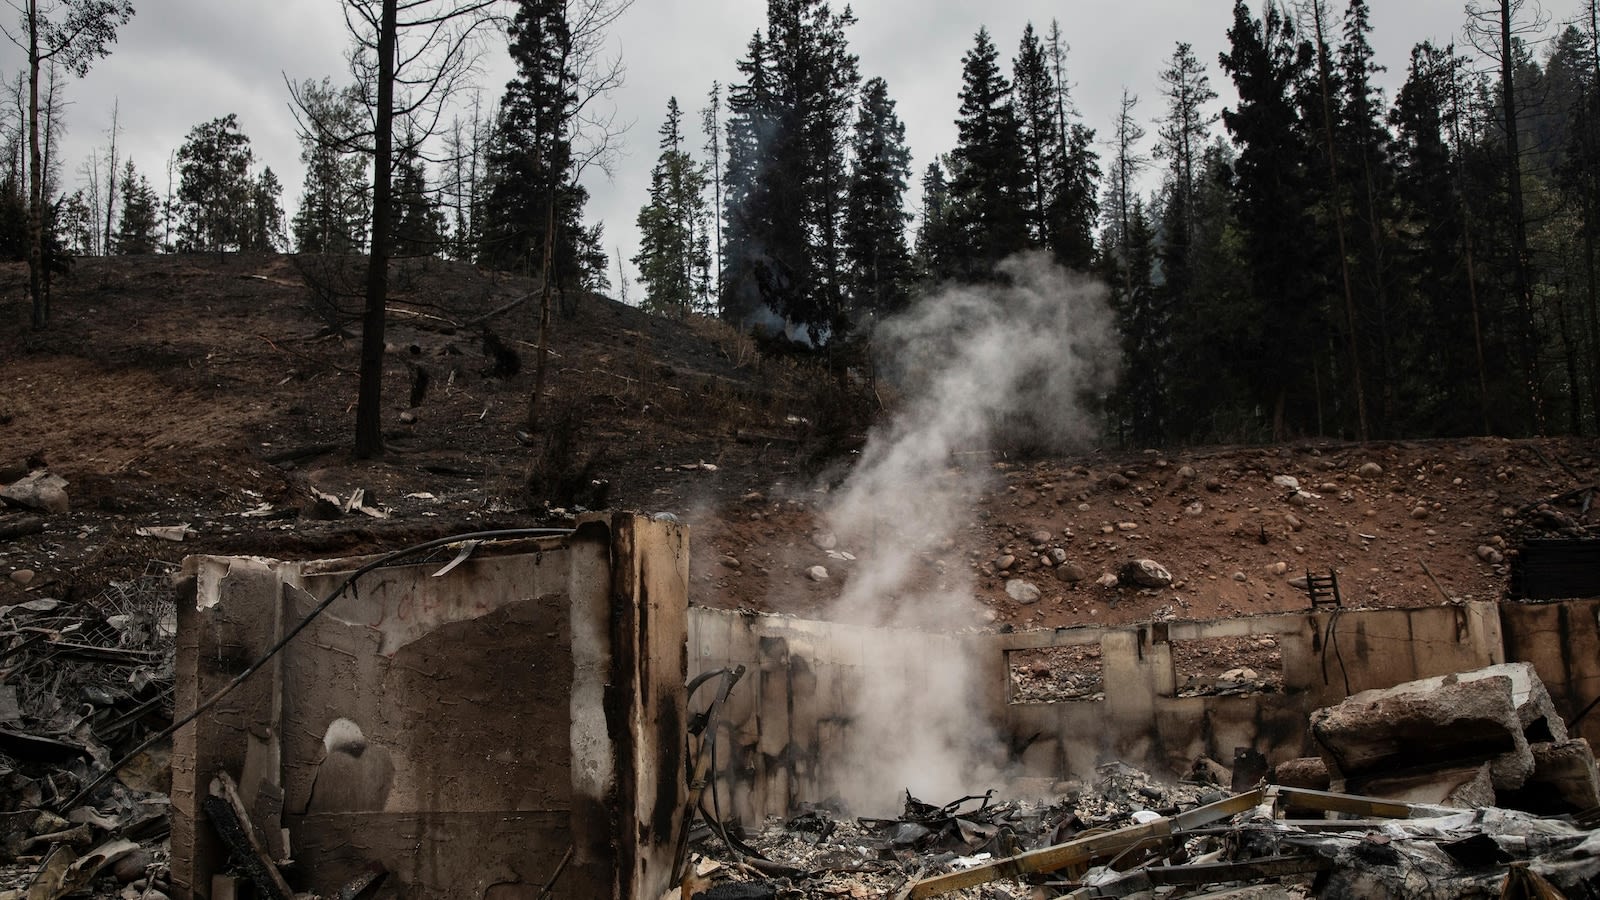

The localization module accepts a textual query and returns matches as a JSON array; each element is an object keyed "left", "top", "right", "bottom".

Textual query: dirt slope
[{"left": 1, "top": 254, "right": 1596, "bottom": 633}]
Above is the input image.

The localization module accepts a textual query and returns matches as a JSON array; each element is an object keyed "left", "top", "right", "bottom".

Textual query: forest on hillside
[{"left": 5, "top": 0, "right": 1600, "bottom": 449}]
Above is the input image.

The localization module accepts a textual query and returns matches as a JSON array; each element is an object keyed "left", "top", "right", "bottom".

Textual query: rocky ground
[
  {"left": 4, "top": 254, "right": 1600, "bottom": 899},
  {"left": 2, "top": 254, "right": 1598, "bottom": 644}
]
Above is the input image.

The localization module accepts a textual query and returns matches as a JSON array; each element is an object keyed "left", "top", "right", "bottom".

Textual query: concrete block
[
  {"left": 1500, "top": 739, "right": 1600, "bottom": 815},
  {"left": 1271, "top": 757, "right": 1330, "bottom": 791},
  {"left": 1346, "top": 763, "right": 1496, "bottom": 809},
  {"left": 1311, "top": 673, "right": 1532, "bottom": 790}
]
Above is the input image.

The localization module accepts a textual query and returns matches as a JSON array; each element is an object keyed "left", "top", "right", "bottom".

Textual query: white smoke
[{"left": 822, "top": 252, "right": 1120, "bottom": 813}]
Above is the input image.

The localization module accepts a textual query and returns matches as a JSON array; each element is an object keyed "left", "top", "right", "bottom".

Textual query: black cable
[{"left": 59, "top": 527, "right": 572, "bottom": 812}]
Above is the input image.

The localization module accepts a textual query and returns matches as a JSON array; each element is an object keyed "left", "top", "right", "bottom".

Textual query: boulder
[
  {"left": 1054, "top": 562, "right": 1087, "bottom": 583},
  {"left": 1499, "top": 739, "right": 1600, "bottom": 815},
  {"left": 1006, "top": 579, "right": 1042, "bottom": 604},
  {"left": 0, "top": 471, "right": 68, "bottom": 515},
  {"left": 1272, "top": 757, "right": 1331, "bottom": 791},
  {"left": 1121, "top": 559, "right": 1173, "bottom": 588},
  {"left": 1311, "top": 673, "right": 1533, "bottom": 792}
]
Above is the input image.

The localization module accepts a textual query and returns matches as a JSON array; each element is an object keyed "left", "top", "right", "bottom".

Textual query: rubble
[{"left": 0, "top": 563, "right": 175, "bottom": 900}]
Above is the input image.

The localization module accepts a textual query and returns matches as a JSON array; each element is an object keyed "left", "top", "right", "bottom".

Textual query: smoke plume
[{"left": 821, "top": 253, "right": 1120, "bottom": 813}]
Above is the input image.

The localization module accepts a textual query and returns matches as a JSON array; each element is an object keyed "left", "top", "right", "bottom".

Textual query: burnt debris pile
[
  {"left": 685, "top": 663, "right": 1600, "bottom": 900},
  {"left": 0, "top": 565, "right": 176, "bottom": 900}
]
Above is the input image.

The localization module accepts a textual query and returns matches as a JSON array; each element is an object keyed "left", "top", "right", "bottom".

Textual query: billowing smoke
[{"left": 821, "top": 252, "right": 1120, "bottom": 813}]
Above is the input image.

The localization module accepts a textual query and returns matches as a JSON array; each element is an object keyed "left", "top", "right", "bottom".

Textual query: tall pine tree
[
  {"left": 842, "top": 76, "right": 913, "bottom": 321},
  {"left": 635, "top": 97, "right": 712, "bottom": 317},
  {"left": 720, "top": 0, "right": 859, "bottom": 340},
  {"left": 947, "top": 27, "right": 1029, "bottom": 280},
  {"left": 479, "top": 0, "right": 595, "bottom": 286}
]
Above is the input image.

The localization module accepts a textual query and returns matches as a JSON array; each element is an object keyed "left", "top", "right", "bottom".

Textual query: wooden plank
[
  {"left": 907, "top": 790, "right": 1262, "bottom": 898},
  {"left": 1147, "top": 854, "right": 1330, "bottom": 885},
  {"left": 1270, "top": 786, "right": 1423, "bottom": 819}
]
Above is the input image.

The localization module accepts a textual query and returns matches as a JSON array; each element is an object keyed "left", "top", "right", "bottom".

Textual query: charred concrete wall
[
  {"left": 1500, "top": 598, "right": 1600, "bottom": 751},
  {"left": 689, "top": 602, "right": 1504, "bottom": 820},
  {"left": 171, "top": 513, "right": 687, "bottom": 900}
]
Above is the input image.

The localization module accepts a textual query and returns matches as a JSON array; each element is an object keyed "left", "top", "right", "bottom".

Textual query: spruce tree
[
  {"left": 842, "top": 76, "right": 914, "bottom": 322},
  {"left": 719, "top": 0, "right": 859, "bottom": 340},
  {"left": 1155, "top": 42, "right": 1217, "bottom": 294},
  {"left": 913, "top": 160, "right": 957, "bottom": 281},
  {"left": 1219, "top": 0, "right": 1323, "bottom": 439},
  {"left": 291, "top": 78, "right": 369, "bottom": 255},
  {"left": 1013, "top": 24, "right": 1059, "bottom": 247},
  {"left": 175, "top": 114, "right": 255, "bottom": 253},
  {"left": 1044, "top": 20, "right": 1099, "bottom": 270},
  {"left": 113, "top": 158, "right": 159, "bottom": 254},
  {"left": 948, "top": 27, "right": 1029, "bottom": 280},
  {"left": 479, "top": 0, "right": 593, "bottom": 285},
  {"left": 1337, "top": 0, "right": 1401, "bottom": 434},
  {"left": 389, "top": 140, "right": 447, "bottom": 257},
  {"left": 635, "top": 97, "right": 712, "bottom": 317},
  {"left": 1390, "top": 41, "right": 1494, "bottom": 434},
  {"left": 721, "top": 31, "right": 773, "bottom": 325}
]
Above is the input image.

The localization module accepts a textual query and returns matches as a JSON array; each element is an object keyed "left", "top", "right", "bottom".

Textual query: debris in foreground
[{"left": 683, "top": 661, "right": 1600, "bottom": 899}]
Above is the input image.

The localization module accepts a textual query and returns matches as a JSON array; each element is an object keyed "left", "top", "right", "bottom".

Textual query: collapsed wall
[
  {"left": 684, "top": 599, "right": 1600, "bottom": 822},
  {"left": 170, "top": 513, "right": 688, "bottom": 900}
]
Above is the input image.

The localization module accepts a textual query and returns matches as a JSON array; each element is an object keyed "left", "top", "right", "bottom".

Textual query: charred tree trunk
[
  {"left": 26, "top": 1, "right": 45, "bottom": 330},
  {"left": 355, "top": 0, "right": 398, "bottom": 459},
  {"left": 1501, "top": 0, "right": 1544, "bottom": 433}
]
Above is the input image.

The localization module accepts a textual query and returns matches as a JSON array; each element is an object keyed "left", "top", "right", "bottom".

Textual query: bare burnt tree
[
  {"left": 301, "top": 0, "right": 503, "bottom": 459},
  {"left": 1, "top": 0, "right": 133, "bottom": 329},
  {"left": 524, "top": 0, "right": 634, "bottom": 431}
]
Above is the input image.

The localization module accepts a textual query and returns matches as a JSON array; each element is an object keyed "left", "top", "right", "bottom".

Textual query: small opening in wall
[
  {"left": 1007, "top": 645, "right": 1104, "bottom": 703},
  {"left": 1166, "top": 635, "right": 1284, "bottom": 698}
]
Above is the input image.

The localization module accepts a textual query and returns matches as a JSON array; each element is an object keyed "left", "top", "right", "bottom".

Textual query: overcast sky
[{"left": 2, "top": 0, "right": 1588, "bottom": 295}]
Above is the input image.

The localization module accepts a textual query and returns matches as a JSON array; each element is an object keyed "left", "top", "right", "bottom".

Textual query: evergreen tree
[
  {"left": 842, "top": 76, "right": 913, "bottom": 321},
  {"left": 947, "top": 26, "right": 1029, "bottom": 280},
  {"left": 1219, "top": 0, "right": 1322, "bottom": 439},
  {"left": 291, "top": 78, "right": 369, "bottom": 254},
  {"left": 1013, "top": 23, "right": 1059, "bottom": 246},
  {"left": 719, "top": 0, "right": 860, "bottom": 339},
  {"left": 1102, "top": 88, "right": 1148, "bottom": 302},
  {"left": 175, "top": 114, "right": 255, "bottom": 253},
  {"left": 113, "top": 158, "right": 158, "bottom": 254},
  {"left": 1044, "top": 20, "right": 1099, "bottom": 270},
  {"left": 634, "top": 96, "right": 712, "bottom": 317},
  {"left": 478, "top": 0, "right": 594, "bottom": 286},
  {"left": 389, "top": 139, "right": 447, "bottom": 256},
  {"left": 1155, "top": 42, "right": 1218, "bottom": 298},
  {"left": 1337, "top": 0, "right": 1402, "bottom": 434},
  {"left": 913, "top": 159, "right": 957, "bottom": 281},
  {"left": 1109, "top": 197, "right": 1161, "bottom": 445},
  {"left": 1390, "top": 41, "right": 1497, "bottom": 434},
  {"left": 721, "top": 30, "right": 772, "bottom": 325},
  {"left": 243, "top": 166, "right": 285, "bottom": 252}
]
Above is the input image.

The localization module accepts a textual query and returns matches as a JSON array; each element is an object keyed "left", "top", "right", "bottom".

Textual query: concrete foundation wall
[
  {"left": 689, "top": 602, "right": 1505, "bottom": 819},
  {"left": 1500, "top": 598, "right": 1600, "bottom": 751},
  {"left": 171, "top": 514, "right": 687, "bottom": 900}
]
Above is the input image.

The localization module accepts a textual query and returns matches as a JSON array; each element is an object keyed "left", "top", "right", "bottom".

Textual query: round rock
[
  {"left": 1122, "top": 559, "right": 1173, "bottom": 588},
  {"left": 1055, "top": 562, "right": 1087, "bottom": 583},
  {"left": 1005, "top": 579, "right": 1042, "bottom": 604},
  {"left": 805, "top": 565, "right": 829, "bottom": 582},
  {"left": 1358, "top": 462, "right": 1384, "bottom": 477}
]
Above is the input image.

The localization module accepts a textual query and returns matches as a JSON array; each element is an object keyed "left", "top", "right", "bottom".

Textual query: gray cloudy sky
[{"left": 4, "top": 0, "right": 1587, "bottom": 293}]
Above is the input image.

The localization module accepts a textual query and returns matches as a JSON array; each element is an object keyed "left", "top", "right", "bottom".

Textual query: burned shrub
[{"left": 523, "top": 399, "right": 610, "bottom": 511}]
